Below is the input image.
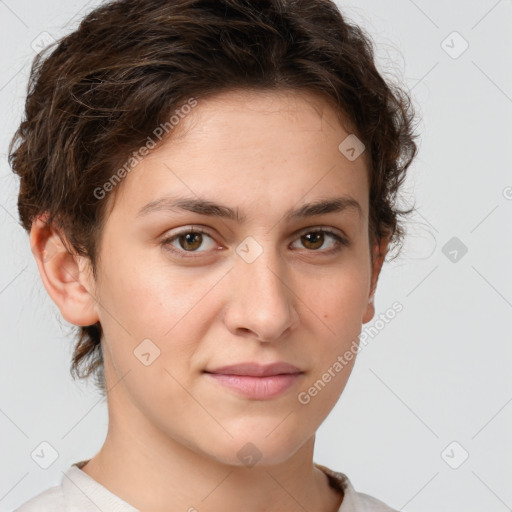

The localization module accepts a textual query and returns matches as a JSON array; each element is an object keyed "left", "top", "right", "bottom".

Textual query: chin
[{"left": 202, "top": 430, "right": 307, "bottom": 469}]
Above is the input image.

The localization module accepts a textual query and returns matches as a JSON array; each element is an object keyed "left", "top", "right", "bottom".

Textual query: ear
[
  {"left": 362, "top": 235, "right": 389, "bottom": 324},
  {"left": 30, "top": 214, "right": 99, "bottom": 326}
]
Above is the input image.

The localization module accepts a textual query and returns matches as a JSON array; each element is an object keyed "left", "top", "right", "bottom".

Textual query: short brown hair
[{"left": 8, "top": 0, "right": 418, "bottom": 396}]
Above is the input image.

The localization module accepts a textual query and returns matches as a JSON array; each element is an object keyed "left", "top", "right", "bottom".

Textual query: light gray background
[{"left": 1, "top": 1, "right": 511, "bottom": 511}]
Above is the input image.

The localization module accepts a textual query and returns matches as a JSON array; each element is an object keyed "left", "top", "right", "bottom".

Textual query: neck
[{"left": 81, "top": 398, "right": 343, "bottom": 512}]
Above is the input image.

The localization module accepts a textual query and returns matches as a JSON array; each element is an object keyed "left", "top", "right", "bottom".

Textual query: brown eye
[
  {"left": 162, "top": 228, "right": 217, "bottom": 255},
  {"left": 178, "top": 232, "right": 203, "bottom": 251},
  {"left": 301, "top": 232, "right": 325, "bottom": 250},
  {"left": 291, "top": 229, "right": 347, "bottom": 253}
]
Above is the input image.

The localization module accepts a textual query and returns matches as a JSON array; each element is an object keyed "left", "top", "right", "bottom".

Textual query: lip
[
  {"left": 205, "top": 373, "right": 303, "bottom": 399},
  {"left": 204, "top": 362, "right": 302, "bottom": 377},
  {"left": 203, "top": 362, "right": 304, "bottom": 400}
]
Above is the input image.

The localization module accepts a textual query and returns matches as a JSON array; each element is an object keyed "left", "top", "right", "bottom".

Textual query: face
[{"left": 83, "top": 88, "right": 384, "bottom": 466}]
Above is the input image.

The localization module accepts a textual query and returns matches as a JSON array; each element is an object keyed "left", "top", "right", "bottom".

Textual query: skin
[{"left": 31, "top": 88, "right": 388, "bottom": 512}]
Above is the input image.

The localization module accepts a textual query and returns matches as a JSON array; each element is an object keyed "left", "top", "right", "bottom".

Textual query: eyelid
[
  {"left": 160, "top": 226, "right": 220, "bottom": 256},
  {"left": 293, "top": 224, "right": 346, "bottom": 240},
  {"left": 290, "top": 226, "right": 349, "bottom": 253},
  {"left": 160, "top": 225, "right": 349, "bottom": 257}
]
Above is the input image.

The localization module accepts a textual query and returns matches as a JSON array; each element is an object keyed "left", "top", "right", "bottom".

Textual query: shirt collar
[
  {"left": 314, "top": 463, "right": 365, "bottom": 511},
  {"left": 62, "top": 460, "right": 363, "bottom": 512},
  {"left": 62, "top": 460, "right": 138, "bottom": 512}
]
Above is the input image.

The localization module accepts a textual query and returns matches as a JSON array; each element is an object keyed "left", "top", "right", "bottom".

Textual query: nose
[{"left": 223, "top": 245, "right": 299, "bottom": 342}]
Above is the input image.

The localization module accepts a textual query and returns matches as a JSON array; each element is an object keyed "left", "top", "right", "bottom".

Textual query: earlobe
[
  {"left": 362, "top": 296, "right": 375, "bottom": 324},
  {"left": 362, "top": 236, "right": 389, "bottom": 324},
  {"left": 30, "top": 214, "right": 99, "bottom": 327}
]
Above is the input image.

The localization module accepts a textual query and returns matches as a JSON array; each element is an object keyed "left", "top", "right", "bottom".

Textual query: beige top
[{"left": 14, "top": 460, "right": 399, "bottom": 512}]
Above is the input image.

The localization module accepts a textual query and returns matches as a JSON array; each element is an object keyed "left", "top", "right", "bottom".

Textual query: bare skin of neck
[{"left": 81, "top": 423, "right": 344, "bottom": 512}]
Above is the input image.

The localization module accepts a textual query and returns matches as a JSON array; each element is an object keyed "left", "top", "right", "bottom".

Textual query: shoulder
[
  {"left": 13, "top": 484, "right": 65, "bottom": 512},
  {"left": 315, "top": 463, "right": 400, "bottom": 512},
  {"left": 355, "top": 491, "right": 400, "bottom": 512}
]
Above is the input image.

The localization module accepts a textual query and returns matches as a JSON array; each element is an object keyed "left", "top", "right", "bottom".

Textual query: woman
[{"left": 9, "top": 0, "right": 418, "bottom": 510}]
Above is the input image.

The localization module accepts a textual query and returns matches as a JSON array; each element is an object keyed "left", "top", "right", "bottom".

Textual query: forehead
[
  {"left": 106, "top": 88, "right": 369, "bottom": 223},
  {"left": 173, "top": 87, "right": 357, "bottom": 147}
]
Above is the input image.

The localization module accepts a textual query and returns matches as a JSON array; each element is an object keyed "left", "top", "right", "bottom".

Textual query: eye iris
[
  {"left": 179, "top": 232, "right": 203, "bottom": 251},
  {"left": 302, "top": 232, "right": 324, "bottom": 250}
]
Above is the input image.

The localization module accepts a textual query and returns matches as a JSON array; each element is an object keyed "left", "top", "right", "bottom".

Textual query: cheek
[
  {"left": 295, "top": 348, "right": 357, "bottom": 434},
  {"left": 306, "top": 265, "right": 370, "bottom": 323},
  {"left": 97, "top": 248, "right": 199, "bottom": 336},
  {"left": 304, "top": 267, "right": 370, "bottom": 379},
  {"left": 96, "top": 254, "right": 226, "bottom": 380},
  {"left": 298, "top": 279, "right": 364, "bottom": 413}
]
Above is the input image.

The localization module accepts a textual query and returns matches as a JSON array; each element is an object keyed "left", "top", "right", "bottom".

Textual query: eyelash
[{"left": 160, "top": 226, "right": 348, "bottom": 258}]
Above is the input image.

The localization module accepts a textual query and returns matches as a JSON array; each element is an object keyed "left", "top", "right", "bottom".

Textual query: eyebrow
[{"left": 136, "top": 194, "right": 362, "bottom": 223}]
